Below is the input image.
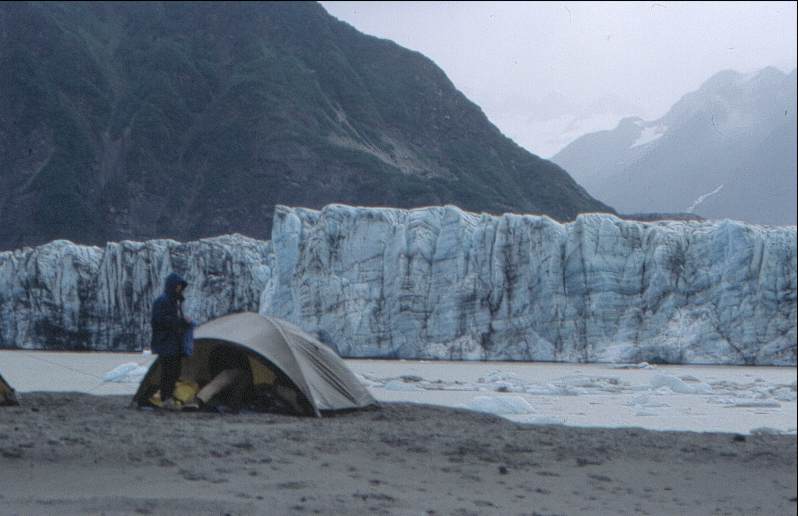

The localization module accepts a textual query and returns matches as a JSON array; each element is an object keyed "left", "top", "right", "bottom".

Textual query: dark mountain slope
[{"left": 0, "top": 2, "right": 611, "bottom": 250}]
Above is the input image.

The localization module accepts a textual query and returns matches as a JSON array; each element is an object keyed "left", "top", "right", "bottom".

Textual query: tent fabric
[
  {"left": 133, "top": 312, "right": 376, "bottom": 416},
  {"left": 1, "top": 373, "right": 18, "bottom": 406}
]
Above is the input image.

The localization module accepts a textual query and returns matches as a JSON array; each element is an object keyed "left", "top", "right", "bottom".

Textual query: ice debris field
[
  {"left": 355, "top": 360, "right": 796, "bottom": 435},
  {"left": 2, "top": 351, "right": 794, "bottom": 435}
]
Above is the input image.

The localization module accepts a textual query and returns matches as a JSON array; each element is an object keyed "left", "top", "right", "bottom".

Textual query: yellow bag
[{"left": 149, "top": 379, "right": 200, "bottom": 407}]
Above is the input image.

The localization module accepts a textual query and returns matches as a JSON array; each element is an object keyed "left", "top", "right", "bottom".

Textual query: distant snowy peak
[
  {"left": 552, "top": 66, "right": 797, "bottom": 225},
  {"left": 725, "top": 66, "right": 788, "bottom": 89},
  {"left": 620, "top": 67, "right": 787, "bottom": 145},
  {"left": 665, "top": 67, "right": 794, "bottom": 128}
]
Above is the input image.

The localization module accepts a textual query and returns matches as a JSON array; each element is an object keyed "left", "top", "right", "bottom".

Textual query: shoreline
[
  {"left": 2, "top": 351, "right": 796, "bottom": 435},
  {"left": 1, "top": 393, "right": 796, "bottom": 515},
  {"left": 3, "top": 348, "right": 797, "bottom": 368}
]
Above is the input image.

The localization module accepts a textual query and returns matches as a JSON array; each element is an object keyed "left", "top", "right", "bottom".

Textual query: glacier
[
  {"left": 1, "top": 204, "right": 795, "bottom": 365},
  {"left": 0, "top": 235, "right": 272, "bottom": 350},
  {"left": 261, "top": 205, "right": 796, "bottom": 365}
]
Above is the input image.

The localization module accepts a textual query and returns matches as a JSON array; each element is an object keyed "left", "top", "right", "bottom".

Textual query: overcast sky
[{"left": 320, "top": 1, "right": 798, "bottom": 157}]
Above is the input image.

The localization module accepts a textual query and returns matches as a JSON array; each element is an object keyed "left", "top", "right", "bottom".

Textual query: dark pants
[{"left": 160, "top": 355, "right": 182, "bottom": 400}]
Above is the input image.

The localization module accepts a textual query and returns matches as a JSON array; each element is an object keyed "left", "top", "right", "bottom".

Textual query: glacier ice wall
[
  {"left": 0, "top": 235, "right": 272, "bottom": 350},
  {"left": 1, "top": 204, "right": 794, "bottom": 365},
  {"left": 261, "top": 205, "right": 796, "bottom": 365}
]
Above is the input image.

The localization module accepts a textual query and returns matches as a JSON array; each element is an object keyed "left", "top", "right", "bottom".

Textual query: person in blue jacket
[{"left": 151, "top": 272, "right": 192, "bottom": 409}]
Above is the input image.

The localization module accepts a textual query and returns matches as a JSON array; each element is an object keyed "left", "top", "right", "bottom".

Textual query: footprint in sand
[
  {"left": 178, "top": 469, "right": 205, "bottom": 481},
  {"left": 536, "top": 470, "right": 560, "bottom": 477},
  {"left": 352, "top": 492, "right": 396, "bottom": 502},
  {"left": 277, "top": 481, "right": 309, "bottom": 490},
  {"left": 0, "top": 447, "right": 23, "bottom": 459}
]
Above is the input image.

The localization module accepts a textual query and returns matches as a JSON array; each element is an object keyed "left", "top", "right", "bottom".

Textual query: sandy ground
[{"left": 1, "top": 393, "right": 795, "bottom": 516}]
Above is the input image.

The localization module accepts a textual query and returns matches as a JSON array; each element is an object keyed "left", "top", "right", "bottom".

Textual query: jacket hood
[{"left": 163, "top": 272, "right": 188, "bottom": 297}]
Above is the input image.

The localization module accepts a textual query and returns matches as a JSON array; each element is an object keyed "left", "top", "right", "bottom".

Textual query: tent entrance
[
  {"left": 132, "top": 312, "right": 377, "bottom": 416},
  {"left": 1, "top": 373, "right": 18, "bottom": 406},
  {"left": 133, "top": 339, "right": 314, "bottom": 415}
]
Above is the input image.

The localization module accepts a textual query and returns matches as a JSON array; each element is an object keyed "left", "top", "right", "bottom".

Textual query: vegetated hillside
[
  {"left": 0, "top": 1, "right": 611, "bottom": 250},
  {"left": 553, "top": 67, "right": 797, "bottom": 226}
]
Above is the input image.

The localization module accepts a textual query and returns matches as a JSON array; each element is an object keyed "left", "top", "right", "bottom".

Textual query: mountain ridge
[
  {"left": 552, "top": 67, "right": 797, "bottom": 226},
  {"left": 0, "top": 1, "right": 612, "bottom": 251}
]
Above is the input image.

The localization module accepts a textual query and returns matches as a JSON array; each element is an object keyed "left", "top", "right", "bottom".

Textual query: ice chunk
[
  {"left": 475, "top": 370, "right": 530, "bottom": 393},
  {"left": 355, "top": 374, "right": 383, "bottom": 388},
  {"left": 478, "top": 370, "right": 521, "bottom": 384},
  {"left": 772, "top": 387, "right": 797, "bottom": 402},
  {"left": 103, "top": 362, "right": 149, "bottom": 383},
  {"left": 514, "top": 415, "right": 564, "bottom": 425},
  {"left": 424, "top": 381, "right": 478, "bottom": 392},
  {"left": 725, "top": 400, "right": 781, "bottom": 408},
  {"left": 491, "top": 382, "right": 514, "bottom": 392},
  {"left": 650, "top": 374, "right": 712, "bottom": 394},
  {"left": 611, "top": 362, "right": 655, "bottom": 370},
  {"left": 382, "top": 380, "right": 423, "bottom": 391},
  {"left": 750, "top": 427, "right": 785, "bottom": 435},
  {"left": 627, "top": 394, "right": 670, "bottom": 408},
  {"left": 522, "top": 382, "right": 584, "bottom": 396},
  {"left": 524, "top": 384, "right": 561, "bottom": 395},
  {"left": 466, "top": 395, "right": 535, "bottom": 415},
  {"left": 554, "top": 375, "right": 626, "bottom": 393}
]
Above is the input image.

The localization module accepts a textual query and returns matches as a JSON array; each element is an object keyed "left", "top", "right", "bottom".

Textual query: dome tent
[
  {"left": 1, "top": 372, "right": 18, "bottom": 406},
  {"left": 132, "top": 312, "right": 376, "bottom": 416}
]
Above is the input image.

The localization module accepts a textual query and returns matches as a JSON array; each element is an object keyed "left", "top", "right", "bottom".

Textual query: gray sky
[{"left": 320, "top": 1, "right": 798, "bottom": 157}]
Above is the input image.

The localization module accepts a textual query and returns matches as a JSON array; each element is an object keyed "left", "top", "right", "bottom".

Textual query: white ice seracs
[
  {"left": 1, "top": 203, "right": 795, "bottom": 365},
  {"left": 261, "top": 204, "right": 796, "bottom": 365},
  {"left": 0, "top": 235, "right": 272, "bottom": 351}
]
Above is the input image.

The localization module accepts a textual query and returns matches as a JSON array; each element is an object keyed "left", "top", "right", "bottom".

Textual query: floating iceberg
[
  {"left": 103, "top": 362, "right": 149, "bottom": 383},
  {"left": 465, "top": 395, "right": 536, "bottom": 415},
  {"left": 649, "top": 374, "right": 713, "bottom": 394}
]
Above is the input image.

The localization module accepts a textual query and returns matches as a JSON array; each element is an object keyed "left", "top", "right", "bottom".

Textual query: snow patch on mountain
[
  {"left": 686, "top": 185, "right": 725, "bottom": 214},
  {"left": 630, "top": 123, "right": 667, "bottom": 148}
]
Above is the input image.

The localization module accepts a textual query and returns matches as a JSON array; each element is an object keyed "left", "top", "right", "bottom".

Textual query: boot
[{"left": 161, "top": 397, "right": 181, "bottom": 411}]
